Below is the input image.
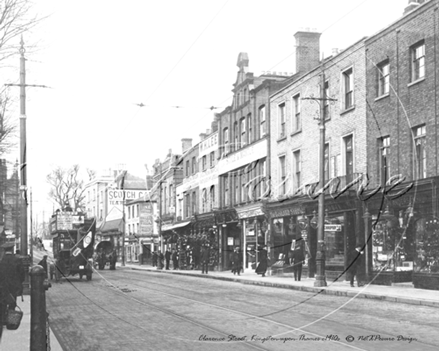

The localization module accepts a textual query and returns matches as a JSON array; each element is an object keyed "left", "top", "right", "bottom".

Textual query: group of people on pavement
[
  {"left": 152, "top": 245, "right": 212, "bottom": 273},
  {"left": 151, "top": 241, "right": 364, "bottom": 286},
  {"left": 251, "top": 241, "right": 364, "bottom": 286},
  {"left": 0, "top": 242, "right": 25, "bottom": 339}
]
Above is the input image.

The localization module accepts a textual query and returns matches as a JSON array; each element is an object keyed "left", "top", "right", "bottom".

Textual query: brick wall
[
  {"left": 270, "top": 40, "right": 367, "bottom": 198},
  {"left": 365, "top": 0, "right": 439, "bottom": 186}
]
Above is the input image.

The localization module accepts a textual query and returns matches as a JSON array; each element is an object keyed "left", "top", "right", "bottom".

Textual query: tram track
[
  {"left": 86, "top": 270, "right": 400, "bottom": 351},
  {"left": 45, "top": 268, "right": 438, "bottom": 351},
  {"left": 99, "top": 269, "right": 438, "bottom": 351}
]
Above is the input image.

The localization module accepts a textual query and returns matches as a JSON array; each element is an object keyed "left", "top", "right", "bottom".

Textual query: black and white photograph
[{"left": 0, "top": 0, "right": 438, "bottom": 350}]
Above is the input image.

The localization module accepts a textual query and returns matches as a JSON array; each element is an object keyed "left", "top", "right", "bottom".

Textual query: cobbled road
[{"left": 45, "top": 267, "right": 439, "bottom": 351}]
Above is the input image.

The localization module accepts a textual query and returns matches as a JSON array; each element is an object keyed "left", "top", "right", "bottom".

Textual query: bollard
[{"left": 30, "top": 265, "right": 51, "bottom": 351}]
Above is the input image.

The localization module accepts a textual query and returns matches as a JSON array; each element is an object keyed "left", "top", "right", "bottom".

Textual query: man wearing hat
[
  {"left": 347, "top": 245, "right": 364, "bottom": 287},
  {"left": 0, "top": 242, "right": 25, "bottom": 329}
]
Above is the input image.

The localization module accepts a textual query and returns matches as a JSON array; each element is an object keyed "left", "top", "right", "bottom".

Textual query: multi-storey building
[
  {"left": 268, "top": 31, "right": 367, "bottom": 279},
  {"left": 125, "top": 194, "right": 157, "bottom": 264},
  {"left": 216, "top": 53, "right": 290, "bottom": 271},
  {"left": 364, "top": 0, "right": 439, "bottom": 289},
  {"left": 84, "top": 168, "right": 115, "bottom": 227},
  {"left": 152, "top": 149, "right": 183, "bottom": 253},
  {"left": 85, "top": 169, "right": 150, "bottom": 262},
  {"left": 173, "top": 127, "right": 220, "bottom": 269}
]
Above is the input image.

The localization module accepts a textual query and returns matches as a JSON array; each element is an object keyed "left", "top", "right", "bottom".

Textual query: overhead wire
[{"left": 117, "top": 0, "right": 230, "bottom": 139}]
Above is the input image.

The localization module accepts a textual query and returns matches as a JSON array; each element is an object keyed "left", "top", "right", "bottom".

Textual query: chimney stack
[
  {"left": 181, "top": 138, "right": 193, "bottom": 153},
  {"left": 403, "top": 0, "right": 425, "bottom": 15},
  {"left": 199, "top": 133, "right": 207, "bottom": 141},
  {"left": 294, "top": 30, "right": 321, "bottom": 74}
]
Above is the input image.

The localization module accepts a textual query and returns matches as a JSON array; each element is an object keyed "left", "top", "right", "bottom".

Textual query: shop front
[
  {"left": 267, "top": 191, "right": 362, "bottom": 280},
  {"left": 236, "top": 203, "right": 268, "bottom": 272},
  {"left": 267, "top": 201, "right": 314, "bottom": 276},
  {"left": 216, "top": 209, "right": 240, "bottom": 271},
  {"left": 364, "top": 177, "right": 439, "bottom": 289},
  {"left": 139, "top": 235, "right": 159, "bottom": 265}
]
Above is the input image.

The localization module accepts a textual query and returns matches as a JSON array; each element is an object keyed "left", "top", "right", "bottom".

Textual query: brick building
[
  {"left": 268, "top": 31, "right": 367, "bottom": 279},
  {"left": 215, "top": 53, "right": 290, "bottom": 271},
  {"left": 364, "top": 0, "right": 439, "bottom": 289}
]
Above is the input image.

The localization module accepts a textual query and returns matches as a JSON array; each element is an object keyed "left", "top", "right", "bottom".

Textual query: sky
[{"left": 2, "top": 0, "right": 407, "bottom": 218}]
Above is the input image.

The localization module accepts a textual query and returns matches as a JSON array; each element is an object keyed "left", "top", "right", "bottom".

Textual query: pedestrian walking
[
  {"left": 231, "top": 247, "right": 242, "bottom": 276},
  {"left": 109, "top": 250, "right": 117, "bottom": 270},
  {"left": 38, "top": 255, "right": 49, "bottom": 279},
  {"left": 0, "top": 242, "right": 25, "bottom": 332},
  {"left": 49, "top": 261, "right": 56, "bottom": 281},
  {"left": 152, "top": 250, "right": 158, "bottom": 267},
  {"left": 292, "top": 244, "right": 305, "bottom": 281},
  {"left": 200, "top": 244, "right": 210, "bottom": 274},
  {"left": 255, "top": 245, "right": 268, "bottom": 277},
  {"left": 165, "top": 248, "right": 171, "bottom": 270},
  {"left": 348, "top": 245, "right": 364, "bottom": 287},
  {"left": 172, "top": 249, "right": 178, "bottom": 270},
  {"left": 157, "top": 250, "right": 164, "bottom": 269}
]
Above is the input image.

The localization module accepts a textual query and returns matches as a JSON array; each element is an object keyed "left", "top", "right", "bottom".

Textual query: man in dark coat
[
  {"left": 152, "top": 250, "right": 157, "bottom": 267},
  {"left": 255, "top": 246, "right": 268, "bottom": 277},
  {"left": 292, "top": 245, "right": 305, "bottom": 281},
  {"left": 109, "top": 250, "right": 117, "bottom": 270},
  {"left": 348, "top": 245, "right": 364, "bottom": 287},
  {"left": 165, "top": 248, "right": 171, "bottom": 270},
  {"left": 231, "top": 247, "right": 242, "bottom": 276},
  {"left": 200, "top": 245, "right": 210, "bottom": 274},
  {"left": 0, "top": 242, "right": 25, "bottom": 330},
  {"left": 171, "top": 249, "right": 178, "bottom": 270},
  {"left": 157, "top": 249, "right": 164, "bottom": 269}
]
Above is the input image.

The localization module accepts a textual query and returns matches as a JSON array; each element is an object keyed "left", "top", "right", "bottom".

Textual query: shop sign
[
  {"left": 227, "top": 237, "right": 234, "bottom": 246},
  {"left": 237, "top": 207, "right": 264, "bottom": 219},
  {"left": 218, "top": 139, "right": 267, "bottom": 174},
  {"left": 106, "top": 190, "right": 147, "bottom": 221},
  {"left": 269, "top": 206, "right": 304, "bottom": 218},
  {"left": 324, "top": 224, "right": 342, "bottom": 232}
]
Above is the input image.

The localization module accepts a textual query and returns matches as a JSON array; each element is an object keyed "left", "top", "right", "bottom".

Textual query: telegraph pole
[
  {"left": 303, "top": 72, "right": 336, "bottom": 287},
  {"left": 5, "top": 37, "right": 49, "bottom": 294}
]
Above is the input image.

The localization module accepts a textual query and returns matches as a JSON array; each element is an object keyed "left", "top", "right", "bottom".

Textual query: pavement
[
  {"left": 124, "top": 262, "right": 439, "bottom": 308},
  {"left": 0, "top": 295, "right": 63, "bottom": 351}
]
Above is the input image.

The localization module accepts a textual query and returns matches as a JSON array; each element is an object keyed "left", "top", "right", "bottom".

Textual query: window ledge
[
  {"left": 340, "top": 105, "right": 356, "bottom": 116},
  {"left": 290, "top": 130, "right": 302, "bottom": 137},
  {"left": 408, "top": 77, "right": 425, "bottom": 88},
  {"left": 375, "top": 93, "right": 390, "bottom": 102},
  {"left": 277, "top": 135, "right": 287, "bottom": 142}
]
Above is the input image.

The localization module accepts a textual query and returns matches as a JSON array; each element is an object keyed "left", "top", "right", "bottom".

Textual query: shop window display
[
  {"left": 324, "top": 215, "right": 345, "bottom": 268},
  {"left": 372, "top": 216, "right": 414, "bottom": 272},
  {"left": 414, "top": 218, "right": 439, "bottom": 273}
]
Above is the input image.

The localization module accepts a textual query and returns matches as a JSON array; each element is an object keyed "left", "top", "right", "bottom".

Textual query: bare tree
[
  {"left": 0, "top": 91, "right": 17, "bottom": 156},
  {"left": 46, "top": 165, "right": 86, "bottom": 212},
  {"left": 0, "top": 0, "right": 42, "bottom": 63}
]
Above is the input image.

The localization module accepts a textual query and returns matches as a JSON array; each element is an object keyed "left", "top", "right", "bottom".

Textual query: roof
[{"left": 98, "top": 219, "right": 123, "bottom": 233}]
